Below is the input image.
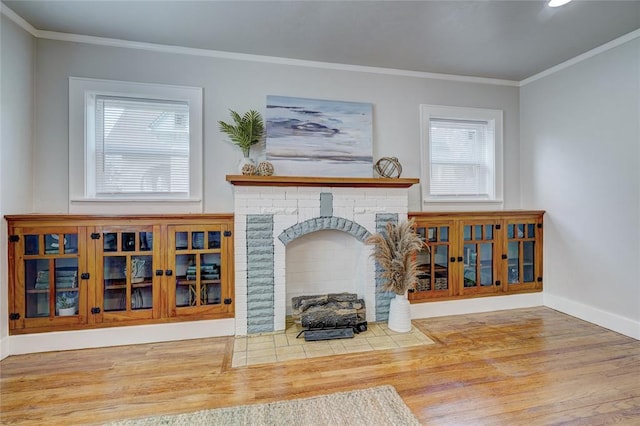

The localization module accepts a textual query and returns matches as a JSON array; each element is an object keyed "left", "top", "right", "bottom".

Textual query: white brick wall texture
[{"left": 233, "top": 185, "right": 410, "bottom": 335}]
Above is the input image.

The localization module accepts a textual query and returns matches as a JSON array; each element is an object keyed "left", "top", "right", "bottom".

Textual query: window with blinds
[
  {"left": 69, "top": 77, "right": 203, "bottom": 212},
  {"left": 93, "top": 96, "right": 190, "bottom": 196},
  {"left": 429, "top": 118, "right": 494, "bottom": 197},
  {"left": 420, "top": 105, "right": 503, "bottom": 204}
]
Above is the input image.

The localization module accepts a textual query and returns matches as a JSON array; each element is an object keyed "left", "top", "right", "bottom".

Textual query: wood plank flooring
[{"left": 1, "top": 307, "right": 639, "bottom": 425}]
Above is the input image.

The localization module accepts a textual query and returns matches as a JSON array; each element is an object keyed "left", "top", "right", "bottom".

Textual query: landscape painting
[{"left": 266, "top": 96, "right": 373, "bottom": 177}]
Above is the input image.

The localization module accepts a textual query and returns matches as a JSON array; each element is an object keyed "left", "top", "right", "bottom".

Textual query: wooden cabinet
[
  {"left": 408, "top": 211, "right": 543, "bottom": 302},
  {"left": 6, "top": 215, "right": 234, "bottom": 334}
]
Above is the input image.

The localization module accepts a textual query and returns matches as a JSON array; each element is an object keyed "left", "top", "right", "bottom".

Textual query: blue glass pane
[
  {"left": 463, "top": 244, "right": 476, "bottom": 287},
  {"left": 523, "top": 241, "right": 535, "bottom": 282},
  {"left": 474, "top": 225, "right": 483, "bottom": 240},
  {"left": 485, "top": 225, "right": 493, "bottom": 240},
  {"left": 25, "top": 235, "right": 39, "bottom": 255},
  {"left": 434, "top": 245, "right": 448, "bottom": 290},
  {"left": 508, "top": 241, "right": 519, "bottom": 283},
  {"left": 139, "top": 232, "right": 153, "bottom": 251},
  {"left": 464, "top": 225, "right": 472, "bottom": 241},
  {"left": 64, "top": 234, "right": 78, "bottom": 254},
  {"left": 479, "top": 243, "right": 493, "bottom": 286}
]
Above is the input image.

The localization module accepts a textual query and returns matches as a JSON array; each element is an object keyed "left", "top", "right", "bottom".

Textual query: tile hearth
[{"left": 231, "top": 320, "right": 435, "bottom": 368}]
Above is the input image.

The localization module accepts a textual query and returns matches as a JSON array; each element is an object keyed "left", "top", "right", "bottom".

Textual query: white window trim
[
  {"left": 419, "top": 104, "right": 504, "bottom": 210},
  {"left": 69, "top": 77, "right": 203, "bottom": 214}
]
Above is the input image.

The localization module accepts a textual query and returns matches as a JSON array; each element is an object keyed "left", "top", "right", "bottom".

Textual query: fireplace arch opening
[{"left": 285, "top": 229, "right": 368, "bottom": 315}]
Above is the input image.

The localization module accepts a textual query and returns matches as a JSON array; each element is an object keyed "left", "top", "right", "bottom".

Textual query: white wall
[
  {"left": 31, "top": 39, "right": 521, "bottom": 214},
  {"left": 0, "top": 15, "right": 36, "bottom": 359},
  {"left": 520, "top": 37, "right": 640, "bottom": 339}
]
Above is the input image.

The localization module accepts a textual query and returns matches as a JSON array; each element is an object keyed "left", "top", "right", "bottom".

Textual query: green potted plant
[
  {"left": 57, "top": 292, "right": 77, "bottom": 316},
  {"left": 218, "top": 109, "right": 265, "bottom": 174},
  {"left": 365, "top": 218, "right": 424, "bottom": 332}
]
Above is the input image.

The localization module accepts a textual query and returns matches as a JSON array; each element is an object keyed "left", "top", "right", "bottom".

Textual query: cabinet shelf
[
  {"left": 176, "top": 279, "right": 222, "bottom": 285},
  {"left": 105, "top": 282, "right": 153, "bottom": 290},
  {"left": 26, "top": 288, "right": 79, "bottom": 294}
]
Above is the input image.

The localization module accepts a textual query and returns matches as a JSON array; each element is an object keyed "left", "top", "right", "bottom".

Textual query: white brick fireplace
[{"left": 227, "top": 176, "right": 418, "bottom": 336}]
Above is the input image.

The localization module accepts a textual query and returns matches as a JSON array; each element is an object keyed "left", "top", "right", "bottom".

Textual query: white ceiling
[{"left": 3, "top": 0, "right": 639, "bottom": 81}]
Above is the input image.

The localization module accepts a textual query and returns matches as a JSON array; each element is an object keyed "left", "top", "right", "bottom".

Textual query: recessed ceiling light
[{"left": 548, "top": 0, "right": 572, "bottom": 7}]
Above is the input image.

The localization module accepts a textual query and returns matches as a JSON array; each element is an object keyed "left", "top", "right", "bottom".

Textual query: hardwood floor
[{"left": 1, "top": 307, "right": 639, "bottom": 425}]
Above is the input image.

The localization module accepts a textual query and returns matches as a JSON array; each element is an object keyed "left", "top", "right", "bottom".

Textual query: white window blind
[
  {"left": 429, "top": 117, "right": 494, "bottom": 198},
  {"left": 93, "top": 96, "right": 190, "bottom": 197}
]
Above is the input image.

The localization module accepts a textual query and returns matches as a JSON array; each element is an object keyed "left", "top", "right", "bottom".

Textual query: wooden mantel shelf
[{"left": 226, "top": 175, "right": 419, "bottom": 188}]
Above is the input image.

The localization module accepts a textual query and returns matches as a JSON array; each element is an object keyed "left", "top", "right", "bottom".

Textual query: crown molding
[
  {"left": 2, "top": 5, "right": 518, "bottom": 87},
  {"left": 37, "top": 29, "right": 520, "bottom": 87},
  {"left": 1, "top": 3, "right": 38, "bottom": 37},
  {"left": 3, "top": 3, "right": 637, "bottom": 88},
  {"left": 520, "top": 28, "right": 640, "bottom": 86}
]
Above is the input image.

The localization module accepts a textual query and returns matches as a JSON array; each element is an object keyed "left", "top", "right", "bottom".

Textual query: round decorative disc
[{"left": 374, "top": 157, "right": 402, "bottom": 178}]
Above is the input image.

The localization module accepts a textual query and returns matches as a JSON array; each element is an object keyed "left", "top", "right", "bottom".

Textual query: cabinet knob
[
  {"left": 155, "top": 269, "right": 164, "bottom": 276},
  {"left": 165, "top": 270, "right": 173, "bottom": 276},
  {"left": 450, "top": 257, "right": 456, "bottom": 262},
  {"left": 457, "top": 256, "right": 463, "bottom": 262}
]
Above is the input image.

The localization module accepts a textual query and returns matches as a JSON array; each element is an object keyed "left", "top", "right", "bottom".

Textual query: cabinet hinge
[
  {"left": 224, "top": 298, "right": 233, "bottom": 305},
  {"left": 90, "top": 233, "right": 101, "bottom": 240},
  {"left": 224, "top": 231, "right": 232, "bottom": 237},
  {"left": 8, "top": 235, "right": 19, "bottom": 242},
  {"left": 9, "top": 313, "right": 20, "bottom": 320},
  {"left": 91, "top": 307, "right": 101, "bottom": 314}
]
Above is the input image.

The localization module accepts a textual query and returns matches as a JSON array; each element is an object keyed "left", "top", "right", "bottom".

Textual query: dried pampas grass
[{"left": 366, "top": 219, "right": 425, "bottom": 295}]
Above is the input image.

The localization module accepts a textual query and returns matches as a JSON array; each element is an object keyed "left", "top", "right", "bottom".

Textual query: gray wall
[
  {"left": 1, "top": 15, "right": 36, "bottom": 356},
  {"left": 520, "top": 38, "right": 640, "bottom": 332},
  {"left": 32, "top": 39, "right": 521, "bottom": 213}
]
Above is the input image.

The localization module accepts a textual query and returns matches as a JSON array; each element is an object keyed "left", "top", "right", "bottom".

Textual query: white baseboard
[
  {"left": 410, "top": 293, "right": 544, "bottom": 319},
  {"left": 544, "top": 293, "right": 640, "bottom": 340},
  {"left": 0, "top": 335, "right": 8, "bottom": 361},
  {"left": 6, "top": 319, "right": 235, "bottom": 356}
]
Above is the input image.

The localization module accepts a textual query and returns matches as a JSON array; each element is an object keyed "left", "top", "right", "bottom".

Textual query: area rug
[{"left": 106, "top": 385, "right": 420, "bottom": 425}]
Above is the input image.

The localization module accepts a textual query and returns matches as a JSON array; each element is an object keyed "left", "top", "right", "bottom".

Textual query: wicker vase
[{"left": 387, "top": 291, "right": 411, "bottom": 333}]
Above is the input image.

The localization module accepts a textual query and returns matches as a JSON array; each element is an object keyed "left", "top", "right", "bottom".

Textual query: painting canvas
[{"left": 266, "top": 96, "right": 373, "bottom": 177}]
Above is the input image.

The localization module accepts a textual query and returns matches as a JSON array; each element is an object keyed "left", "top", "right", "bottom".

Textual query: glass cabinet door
[
  {"left": 97, "top": 227, "right": 159, "bottom": 321},
  {"left": 17, "top": 228, "right": 84, "bottom": 326},
  {"left": 410, "top": 223, "right": 452, "bottom": 300},
  {"left": 460, "top": 221, "right": 499, "bottom": 294},
  {"left": 504, "top": 220, "right": 541, "bottom": 290},
  {"left": 169, "top": 225, "right": 228, "bottom": 316}
]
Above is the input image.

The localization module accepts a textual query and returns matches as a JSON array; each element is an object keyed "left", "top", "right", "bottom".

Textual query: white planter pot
[
  {"left": 387, "top": 292, "right": 412, "bottom": 333},
  {"left": 238, "top": 156, "right": 256, "bottom": 175},
  {"left": 58, "top": 306, "right": 77, "bottom": 316}
]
